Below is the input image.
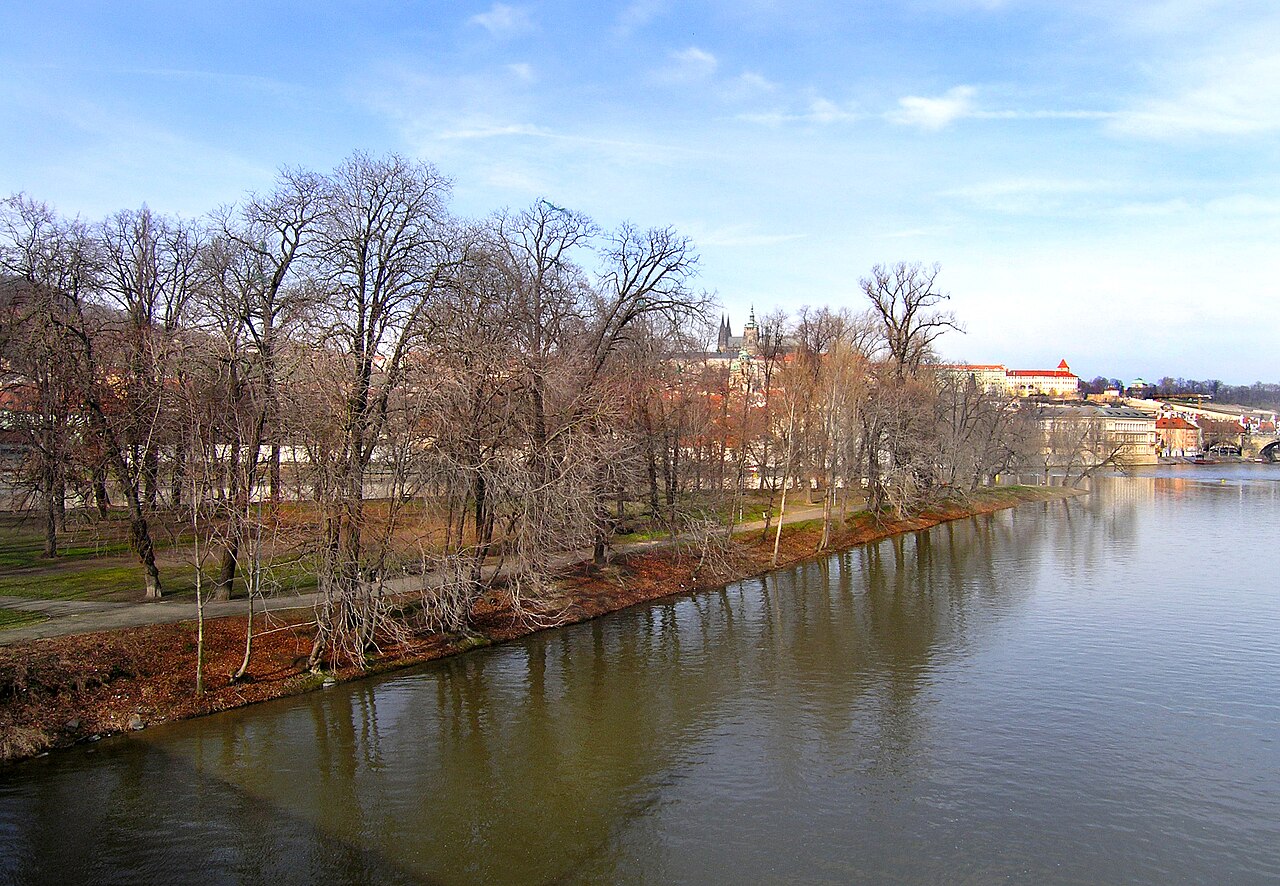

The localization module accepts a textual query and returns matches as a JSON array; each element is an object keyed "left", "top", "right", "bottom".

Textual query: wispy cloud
[
  {"left": 944, "top": 178, "right": 1116, "bottom": 199},
  {"left": 942, "top": 177, "right": 1121, "bottom": 215},
  {"left": 740, "top": 84, "right": 1109, "bottom": 130},
  {"left": 726, "top": 71, "right": 776, "bottom": 97},
  {"left": 437, "top": 122, "right": 552, "bottom": 140},
  {"left": 887, "top": 85, "right": 976, "bottom": 130},
  {"left": 506, "top": 62, "right": 535, "bottom": 82},
  {"left": 1110, "top": 198, "right": 1192, "bottom": 217},
  {"left": 1097, "top": 12, "right": 1280, "bottom": 138},
  {"left": 468, "top": 3, "right": 534, "bottom": 39},
  {"left": 1109, "top": 49, "right": 1280, "bottom": 138},
  {"left": 1206, "top": 194, "right": 1280, "bottom": 216},
  {"left": 654, "top": 46, "right": 719, "bottom": 84},
  {"left": 616, "top": 0, "right": 669, "bottom": 35},
  {"left": 423, "top": 114, "right": 709, "bottom": 161},
  {"left": 738, "top": 96, "right": 860, "bottom": 125}
]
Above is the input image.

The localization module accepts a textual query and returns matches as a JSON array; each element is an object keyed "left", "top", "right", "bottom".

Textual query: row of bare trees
[
  {"left": 2, "top": 154, "right": 1045, "bottom": 669},
  {"left": 1, "top": 154, "right": 713, "bottom": 668}
]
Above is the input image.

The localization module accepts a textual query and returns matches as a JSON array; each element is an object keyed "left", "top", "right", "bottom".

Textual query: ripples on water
[{"left": 2, "top": 466, "right": 1279, "bottom": 884}]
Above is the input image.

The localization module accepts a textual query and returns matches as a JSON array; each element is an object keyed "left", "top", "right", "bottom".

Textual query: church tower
[
  {"left": 743, "top": 307, "right": 759, "bottom": 354},
  {"left": 716, "top": 314, "right": 731, "bottom": 353}
]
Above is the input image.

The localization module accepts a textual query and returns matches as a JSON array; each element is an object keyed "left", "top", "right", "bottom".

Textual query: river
[{"left": 2, "top": 466, "right": 1278, "bottom": 884}]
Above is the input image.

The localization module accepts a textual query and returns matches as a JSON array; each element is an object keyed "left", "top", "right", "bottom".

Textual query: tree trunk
[
  {"left": 92, "top": 463, "right": 111, "bottom": 518},
  {"left": 53, "top": 470, "right": 66, "bottom": 534},
  {"left": 772, "top": 403, "right": 798, "bottom": 566},
  {"left": 142, "top": 445, "right": 160, "bottom": 511},
  {"left": 269, "top": 444, "right": 282, "bottom": 503},
  {"left": 125, "top": 493, "right": 163, "bottom": 599},
  {"left": 41, "top": 469, "right": 58, "bottom": 559},
  {"left": 216, "top": 535, "right": 237, "bottom": 601}
]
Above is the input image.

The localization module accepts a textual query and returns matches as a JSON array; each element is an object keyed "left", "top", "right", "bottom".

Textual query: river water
[{"left": 2, "top": 467, "right": 1278, "bottom": 884}]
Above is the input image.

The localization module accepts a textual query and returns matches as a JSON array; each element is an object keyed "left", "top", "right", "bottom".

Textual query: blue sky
[{"left": 4, "top": 1, "right": 1279, "bottom": 383}]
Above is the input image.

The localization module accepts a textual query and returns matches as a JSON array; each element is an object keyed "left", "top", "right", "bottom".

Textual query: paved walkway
[{"left": 0, "top": 505, "right": 832, "bottom": 646}]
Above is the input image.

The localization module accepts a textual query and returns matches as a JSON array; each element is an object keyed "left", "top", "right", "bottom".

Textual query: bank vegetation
[{"left": 4, "top": 153, "right": 1063, "bottom": 684}]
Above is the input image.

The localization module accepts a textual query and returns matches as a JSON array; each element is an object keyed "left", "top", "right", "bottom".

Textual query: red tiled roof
[
  {"left": 1007, "top": 370, "right": 1078, "bottom": 379},
  {"left": 1156, "top": 416, "right": 1198, "bottom": 430}
]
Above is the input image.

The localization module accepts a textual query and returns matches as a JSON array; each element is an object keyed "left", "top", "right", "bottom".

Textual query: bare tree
[
  {"left": 210, "top": 168, "right": 326, "bottom": 503},
  {"left": 935, "top": 371, "right": 1030, "bottom": 491},
  {"left": 0, "top": 197, "right": 89, "bottom": 557},
  {"left": 861, "top": 262, "right": 961, "bottom": 378},
  {"left": 304, "top": 152, "right": 460, "bottom": 668}
]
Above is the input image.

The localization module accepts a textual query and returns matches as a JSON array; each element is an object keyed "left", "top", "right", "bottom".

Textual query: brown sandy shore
[{"left": 0, "top": 486, "right": 1079, "bottom": 765}]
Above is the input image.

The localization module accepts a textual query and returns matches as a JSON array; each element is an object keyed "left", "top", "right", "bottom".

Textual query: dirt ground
[{"left": 0, "top": 487, "right": 1077, "bottom": 765}]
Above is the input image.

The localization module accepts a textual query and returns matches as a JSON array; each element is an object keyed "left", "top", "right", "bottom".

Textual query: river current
[{"left": 2, "top": 466, "right": 1278, "bottom": 884}]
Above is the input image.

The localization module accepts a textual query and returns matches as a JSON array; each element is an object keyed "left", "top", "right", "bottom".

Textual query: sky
[{"left": 3, "top": 1, "right": 1279, "bottom": 384}]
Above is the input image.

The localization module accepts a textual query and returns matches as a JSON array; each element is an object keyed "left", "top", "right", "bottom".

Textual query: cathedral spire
[{"left": 716, "top": 314, "right": 731, "bottom": 353}]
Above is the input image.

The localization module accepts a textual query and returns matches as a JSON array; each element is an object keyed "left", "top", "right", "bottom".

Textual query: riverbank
[{"left": 0, "top": 485, "right": 1078, "bottom": 765}]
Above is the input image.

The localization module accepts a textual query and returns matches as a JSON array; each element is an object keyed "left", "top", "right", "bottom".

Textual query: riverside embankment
[{"left": 0, "top": 486, "right": 1075, "bottom": 764}]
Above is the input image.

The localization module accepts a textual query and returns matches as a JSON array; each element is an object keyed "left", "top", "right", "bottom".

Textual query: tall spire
[
  {"left": 717, "top": 314, "right": 731, "bottom": 353},
  {"left": 743, "top": 305, "right": 759, "bottom": 353}
]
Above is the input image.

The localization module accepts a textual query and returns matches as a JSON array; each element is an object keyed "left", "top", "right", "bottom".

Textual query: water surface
[{"left": 2, "top": 467, "right": 1278, "bottom": 884}]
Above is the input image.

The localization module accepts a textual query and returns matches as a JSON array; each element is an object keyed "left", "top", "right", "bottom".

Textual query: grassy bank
[{"left": 0, "top": 485, "right": 1079, "bottom": 765}]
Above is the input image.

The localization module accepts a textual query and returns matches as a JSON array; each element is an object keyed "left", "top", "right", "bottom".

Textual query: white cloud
[
  {"left": 731, "top": 72, "right": 776, "bottom": 94},
  {"left": 437, "top": 122, "right": 551, "bottom": 140},
  {"left": 806, "top": 97, "right": 855, "bottom": 124},
  {"left": 616, "top": 0, "right": 669, "bottom": 35},
  {"left": 1110, "top": 198, "right": 1192, "bottom": 217},
  {"left": 738, "top": 96, "right": 860, "bottom": 126},
  {"left": 1108, "top": 22, "right": 1280, "bottom": 138},
  {"left": 665, "top": 46, "right": 718, "bottom": 81},
  {"left": 945, "top": 178, "right": 1114, "bottom": 199},
  {"left": 941, "top": 177, "right": 1121, "bottom": 216},
  {"left": 1206, "top": 194, "right": 1280, "bottom": 216},
  {"left": 468, "top": 3, "right": 534, "bottom": 38},
  {"left": 888, "top": 85, "right": 976, "bottom": 130},
  {"left": 507, "top": 62, "right": 535, "bottom": 82}
]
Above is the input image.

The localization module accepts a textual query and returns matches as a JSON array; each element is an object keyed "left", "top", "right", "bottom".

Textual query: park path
[{"left": 0, "top": 505, "right": 831, "bottom": 646}]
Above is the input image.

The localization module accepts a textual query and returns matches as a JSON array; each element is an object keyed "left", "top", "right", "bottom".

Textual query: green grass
[
  {"left": 771, "top": 517, "right": 827, "bottom": 535},
  {"left": 0, "top": 559, "right": 320, "bottom": 602},
  {"left": 0, "top": 564, "right": 147, "bottom": 601},
  {"left": 0, "top": 511, "right": 321, "bottom": 602},
  {"left": 0, "top": 606, "right": 49, "bottom": 631},
  {"left": 0, "top": 514, "right": 191, "bottom": 570}
]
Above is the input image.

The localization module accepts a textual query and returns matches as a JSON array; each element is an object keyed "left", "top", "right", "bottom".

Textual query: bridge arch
[{"left": 1262, "top": 440, "right": 1280, "bottom": 463}]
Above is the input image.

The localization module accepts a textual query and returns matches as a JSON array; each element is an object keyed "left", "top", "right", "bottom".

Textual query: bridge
[{"left": 1262, "top": 440, "right": 1280, "bottom": 463}]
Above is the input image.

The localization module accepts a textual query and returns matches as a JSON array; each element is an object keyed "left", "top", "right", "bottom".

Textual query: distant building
[
  {"left": 1126, "top": 378, "right": 1156, "bottom": 399},
  {"left": 1007, "top": 360, "right": 1081, "bottom": 398},
  {"left": 939, "top": 359, "right": 1081, "bottom": 399},
  {"left": 1156, "top": 415, "right": 1201, "bottom": 457},
  {"left": 1097, "top": 405, "right": 1160, "bottom": 465},
  {"left": 1036, "top": 402, "right": 1158, "bottom": 467},
  {"left": 943, "top": 364, "right": 1010, "bottom": 394},
  {"left": 715, "top": 309, "right": 766, "bottom": 357}
]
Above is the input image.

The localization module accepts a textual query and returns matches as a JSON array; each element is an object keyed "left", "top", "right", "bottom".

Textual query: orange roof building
[{"left": 941, "top": 359, "right": 1081, "bottom": 399}]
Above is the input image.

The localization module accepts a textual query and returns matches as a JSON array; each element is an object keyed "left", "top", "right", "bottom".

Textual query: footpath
[{"left": 0, "top": 505, "right": 828, "bottom": 647}]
